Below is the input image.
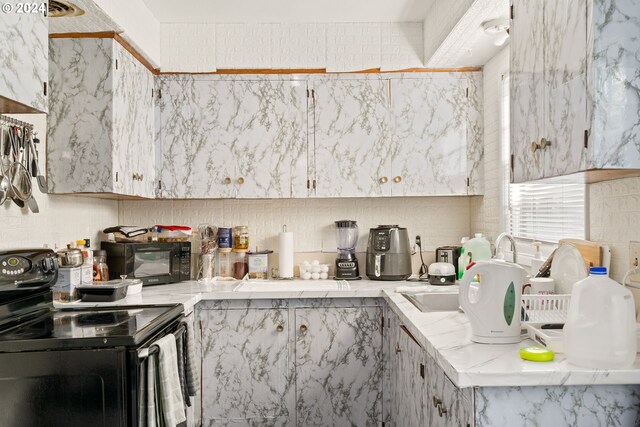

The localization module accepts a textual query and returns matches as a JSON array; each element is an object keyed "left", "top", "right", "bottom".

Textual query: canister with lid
[{"left": 218, "top": 227, "right": 233, "bottom": 253}]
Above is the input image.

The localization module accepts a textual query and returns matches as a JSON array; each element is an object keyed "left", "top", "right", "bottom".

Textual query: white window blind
[{"left": 502, "top": 75, "right": 586, "bottom": 244}]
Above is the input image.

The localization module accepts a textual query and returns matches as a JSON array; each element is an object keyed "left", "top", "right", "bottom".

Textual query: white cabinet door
[
  {"left": 48, "top": 38, "right": 155, "bottom": 197},
  {"left": 0, "top": 1, "right": 47, "bottom": 113},
  {"left": 543, "top": 0, "right": 588, "bottom": 178},
  {"left": 425, "top": 353, "right": 473, "bottom": 427},
  {"left": 295, "top": 306, "right": 383, "bottom": 426},
  {"left": 113, "top": 43, "right": 156, "bottom": 197},
  {"left": 466, "top": 74, "right": 484, "bottom": 195},
  {"left": 158, "top": 79, "right": 307, "bottom": 199},
  {"left": 394, "top": 325, "right": 425, "bottom": 426},
  {"left": 312, "top": 79, "right": 392, "bottom": 197},
  {"left": 157, "top": 78, "right": 210, "bottom": 198},
  {"left": 390, "top": 78, "right": 468, "bottom": 196},
  {"left": 510, "top": 0, "right": 546, "bottom": 183},
  {"left": 199, "top": 307, "right": 290, "bottom": 425},
  {"left": 47, "top": 38, "right": 116, "bottom": 194}
]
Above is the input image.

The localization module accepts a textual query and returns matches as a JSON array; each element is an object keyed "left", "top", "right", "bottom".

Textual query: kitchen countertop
[{"left": 55, "top": 278, "right": 640, "bottom": 389}]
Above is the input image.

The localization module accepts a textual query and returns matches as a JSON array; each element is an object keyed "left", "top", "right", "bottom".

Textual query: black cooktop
[{"left": 0, "top": 304, "right": 183, "bottom": 352}]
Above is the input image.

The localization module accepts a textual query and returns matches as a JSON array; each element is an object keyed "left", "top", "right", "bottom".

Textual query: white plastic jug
[
  {"left": 463, "top": 233, "right": 492, "bottom": 264},
  {"left": 564, "top": 267, "right": 637, "bottom": 369}
]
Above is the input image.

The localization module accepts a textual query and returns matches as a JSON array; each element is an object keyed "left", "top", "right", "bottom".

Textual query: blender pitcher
[{"left": 334, "top": 220, "right": 361, "bottom": 280}]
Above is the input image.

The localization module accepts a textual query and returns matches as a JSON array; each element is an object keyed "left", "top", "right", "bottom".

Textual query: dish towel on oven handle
[
  {"left": 181, "top": 319, "right": 198, "bottom": 397},
  {"left": 152, "top": 334, "right": 186, "bottom": 426},
  {"left": 175, "top": 332, "right": 190, "bottom": 408}
]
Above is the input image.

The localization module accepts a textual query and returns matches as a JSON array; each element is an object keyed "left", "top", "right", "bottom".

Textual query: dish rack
[{"left": 521, "top": 294, "right": 571, "bottom": 323}]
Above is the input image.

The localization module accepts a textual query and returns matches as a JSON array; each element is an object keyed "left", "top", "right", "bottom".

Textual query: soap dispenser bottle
[{"left": 530, "top": 242, "right": 544, "bottom": 275}]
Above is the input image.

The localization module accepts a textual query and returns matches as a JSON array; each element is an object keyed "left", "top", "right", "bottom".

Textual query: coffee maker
[{"left": 334, "top": 220, "right": 360, "bottom": 280}]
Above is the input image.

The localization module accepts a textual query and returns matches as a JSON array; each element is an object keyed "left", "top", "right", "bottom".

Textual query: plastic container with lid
[
  {"left": 463, "top": 233, "right": 492, "bottom": 264},
  {"left": 156, "top": 225, "right": 191, "bottom": 242},
  {"left": 564, "top": 267, "right": 637, "bottom": 369}
]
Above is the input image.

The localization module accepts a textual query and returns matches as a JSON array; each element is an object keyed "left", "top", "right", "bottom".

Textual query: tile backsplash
[{"left": 119, "top": 197, "right": 471, "bottom": 254}]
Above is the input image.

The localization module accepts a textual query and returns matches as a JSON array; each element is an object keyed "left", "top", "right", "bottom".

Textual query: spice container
[
  {"left": 233, "top": 226, "right": 249, "bottom": 252},
  {"left": 218, "top": 227, "right": 233, "bottom": 253},
  {"left": 248, "top": 250, "right": 272, "bottom": 279},
  {"left": 77, "top": 239, "right": 93, "bottom": 285},
  {"left": 93, "top": 250, "right": 109, "bottom": 281},
  {"left": 232, "top": 252, "right": 248, "bottom": 279}
]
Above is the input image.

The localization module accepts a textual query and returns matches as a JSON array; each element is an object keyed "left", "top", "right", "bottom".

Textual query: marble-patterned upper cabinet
[
  {"left": 311, "top": 79, "right": 392, "bottom": 197},
  {"left": 310, "top": 74, "right": 483, "bottom": 198},
  {"left": 157, "top": 77, "right": 307, "bottom": 199},
  {"left": 511, "top": 0, "right": 640, "bottom": 183},
  {"left": 47, "top": 38, "right": 156, "bottom": 198},
  {"left": 0, "top": 0, "right": 48, "bottom": 113},
  {"left": 390, "top": 74, "right": 483, "bottom": 196}
]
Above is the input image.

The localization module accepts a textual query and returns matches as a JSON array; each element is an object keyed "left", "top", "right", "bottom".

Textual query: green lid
[{"left": 519, "top": 346, "right": 554, "bottom": 362}]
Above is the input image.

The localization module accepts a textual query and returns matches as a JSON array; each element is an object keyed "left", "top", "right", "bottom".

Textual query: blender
[{"left": 334, "top": 220, "right": 361, "bottom": 280}]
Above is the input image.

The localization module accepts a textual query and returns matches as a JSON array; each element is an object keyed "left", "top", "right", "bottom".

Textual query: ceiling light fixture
[{"left": 483, "top": 18, "right": 510, "bottom": 46}]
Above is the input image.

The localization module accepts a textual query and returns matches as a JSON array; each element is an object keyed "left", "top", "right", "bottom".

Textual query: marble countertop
[{"left": 54, "top": 278, "right": 640, "bottom": 388}]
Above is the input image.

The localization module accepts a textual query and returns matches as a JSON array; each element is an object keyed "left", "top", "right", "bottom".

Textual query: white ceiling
[{"left": 142, "top": 0, "right": 434, "bottom": 23}]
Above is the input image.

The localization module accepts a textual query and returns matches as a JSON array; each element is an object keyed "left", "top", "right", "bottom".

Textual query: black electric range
[
  {"left": 0, "top": 248, "right": 185, "bottom": 427},
  {"left": 0, "top": 301, "right": 183, "bottom": 352}
]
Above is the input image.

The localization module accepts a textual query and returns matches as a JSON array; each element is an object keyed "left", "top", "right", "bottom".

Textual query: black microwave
[{"left": 101, "top": 241, "right": 191, "bottom": 286}]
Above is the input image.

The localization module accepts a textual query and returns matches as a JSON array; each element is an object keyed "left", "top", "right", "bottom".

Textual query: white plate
[{"left": 550, "top": 244, "right": 588, "bottom": 294}]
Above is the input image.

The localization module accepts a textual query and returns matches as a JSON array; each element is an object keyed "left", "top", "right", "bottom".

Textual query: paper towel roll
[{"left": 279, "top": 231, "right": 294, "bottom": 278}]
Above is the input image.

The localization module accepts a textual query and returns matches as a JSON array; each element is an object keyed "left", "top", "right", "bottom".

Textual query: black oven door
[{"left": 127, "top": 243, "right": 180, "bottom": 286}]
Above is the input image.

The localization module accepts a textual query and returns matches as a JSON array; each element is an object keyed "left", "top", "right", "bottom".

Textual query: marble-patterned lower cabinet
[
  {"left": 394, "top": 325, "right": 425, "bottom": 426},
  {"left": 183, "top": 309, "right": 200, "bottom": 427},
  {"left": 386, "top": 310, "right": 640, "bottom": 427},
  {"left": 196, "top": 298, "right": 383, "bottom": 427},
  {"left": 424, "top": 354, "right": 473, "bottom": 427},
  {"left": 475, "top": 385, "right": 640, "bottom": 427},
  {"left": 295, "top": 306, "right": 383, "bottom": 425},
  {"left": 198, "top": 304, "right": 290, "bottom": 425}
]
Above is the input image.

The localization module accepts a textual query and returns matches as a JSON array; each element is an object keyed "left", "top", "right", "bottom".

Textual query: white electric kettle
[{"left": 459, "top": 259, "right": 526, "bottom": 344}]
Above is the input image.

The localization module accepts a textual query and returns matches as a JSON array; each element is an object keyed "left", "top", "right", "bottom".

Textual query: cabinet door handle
[
  {"left": 531, "top": 141, "right": 541, "bottom": 153},
  {"left": 395, "top": 343, "right": 401, "bottom": 354},
  {"left": 432, "top": 396, "right": 441, "bottom": 407},
  {"left": 379, "top": 176, "right": 388, "bottom": 184},
  {"left": 438, "top": 403, "right": 447, "bottom": 417},
  {"left": 393, "top": 176, "right": 402, "bottom": 183},
  {"left": 237, "top": 177, "right": 245, "bottom": 185},
  {"left": 299, "top": 324, "right": 308, "bottom": 333},
  {"left": 224, "top": 177, "right": 232, "bottom": 184},
  {"left": 276, "top": 325, "right": 284, "bottom": 333},
  {"left": 540, "top": 137, "right": 552, "bottom": 149}
]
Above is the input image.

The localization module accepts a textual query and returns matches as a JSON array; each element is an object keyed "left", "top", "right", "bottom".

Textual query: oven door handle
[{"left": 137, "top": 322, "right": 187, "bottom": 361}]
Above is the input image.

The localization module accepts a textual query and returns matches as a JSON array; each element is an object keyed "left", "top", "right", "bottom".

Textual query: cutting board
[{"left": 558, "top": 239, "right": 601, "bottom": 269}]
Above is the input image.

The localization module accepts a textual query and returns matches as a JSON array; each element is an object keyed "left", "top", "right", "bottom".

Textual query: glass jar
[
  {"left": 233, "top": 226, "right": 249, "bottom": 252},
  {"left": 93, "top": 250, "right": 109, "bottom": 281}
]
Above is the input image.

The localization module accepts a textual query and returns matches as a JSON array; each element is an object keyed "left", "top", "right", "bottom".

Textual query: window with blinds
[{"left": 502, "top": 75, "right": 586, "bottom": 243}]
